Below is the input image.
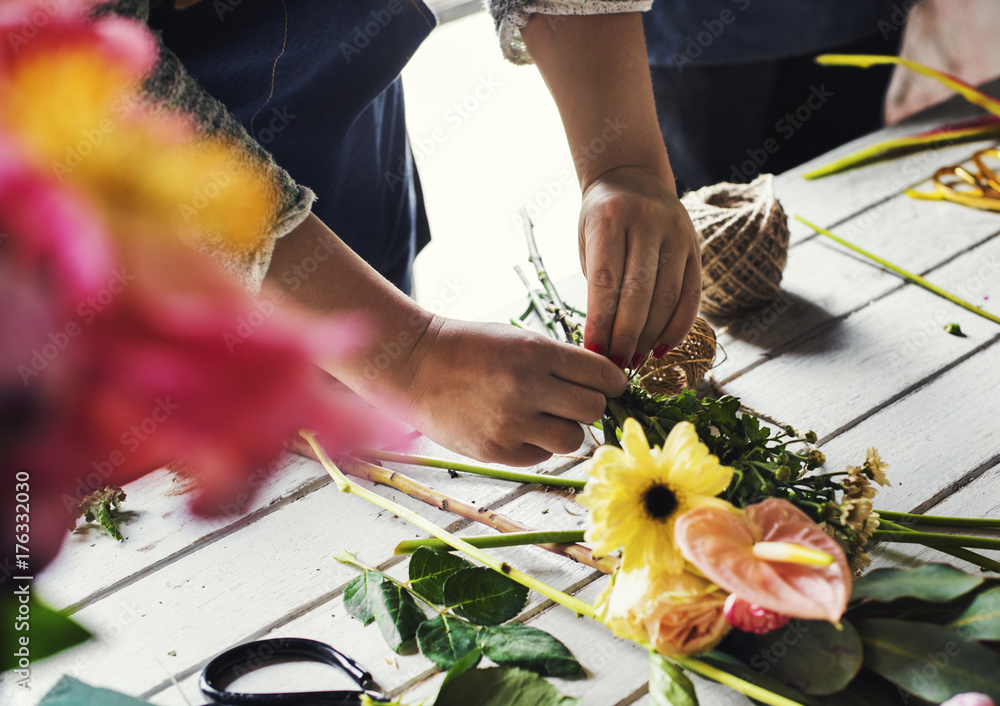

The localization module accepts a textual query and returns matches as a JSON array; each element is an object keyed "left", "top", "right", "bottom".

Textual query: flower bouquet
[{"left": 288, "top": 222, "right": 1000, "bottom": 705}]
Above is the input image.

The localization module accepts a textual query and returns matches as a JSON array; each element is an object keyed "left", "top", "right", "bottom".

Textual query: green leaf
[
  {"left": 433, "top": 667, "right": 580, "bottom": 706},
  {"left": 417, "top": 614, "right": 481, "bottom": 670},
  {"left": 948, "top": 586, "right": 1000, "bottom": 640},
  {"left": 36, "top": 676, "right": 150, "bottom": 705},
  {"left": 441, "top": 647, "right": 483, "bottom": 690},
  {"left": 443, "top": 567, "right": 528, "bottom": 626},
  {"left": 698, "top": 653, "right": 823, "bottom": 706},
  {"left": 724, "top": 619, "right": 863, "bottom": 695},
  {"left": 478, "top": 623, "right": 585, "bottom": 678},
  {"left": 851, "top": 564, "right": 982, "bottom": 604},
  {"left": 856, "top": 618, "right": 1000, "bottom": 702},
  {"left": 1, "top": 595, "right": 92, "bottom": 673},
  {"left": 409, "top": 547, "right": 474, "bottom": 605},
  {"left": 649, "top": 652, "right": 698, "bottom": 706},
  {"left": 373, "top": 579, "right": 426, "bottom": 655},
  {"left": 344, "top": 570, "right": 383, "bottom": 626}
]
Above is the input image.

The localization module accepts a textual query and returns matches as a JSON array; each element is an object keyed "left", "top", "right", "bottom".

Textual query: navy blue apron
[{"left": 149, "top": 0, "right": 437, "bottom": 294}]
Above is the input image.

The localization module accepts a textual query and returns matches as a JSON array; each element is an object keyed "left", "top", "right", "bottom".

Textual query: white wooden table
[{"left": 5, "top": 81, "right": 1000, "bottom": 706}]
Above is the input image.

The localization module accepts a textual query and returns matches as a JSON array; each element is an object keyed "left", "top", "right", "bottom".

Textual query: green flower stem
[
  {"left": 674, "top": 656, "right": 806, "bottom": 706},
  {"left": 356, "top": 448, "right": 586, "bottom": 490},
  {"left": 872, "top": 527, "right": 1000, "bottom": 551},
  {"left": 395, "top": 530, "right": 588, "bottom": 554},
  {"left": 302, "top": 431, "right": 597, "bottom": 619},
  {"left": 795, "top": 216, "right": 1000, "bottom": 327},
  {"left": 877, "top": 510, "right": 1000, "bottom": 529},
  {"left": 876, "top": 519, "right": 1000, "bottom": 573}
]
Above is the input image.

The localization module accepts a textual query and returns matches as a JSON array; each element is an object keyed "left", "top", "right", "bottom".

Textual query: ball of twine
[
  {"left": 681, "top": 173, "right": 790, "bottom": 317},
  {"left": 635, "top": 317, "right": 717, "bottom": 397}
]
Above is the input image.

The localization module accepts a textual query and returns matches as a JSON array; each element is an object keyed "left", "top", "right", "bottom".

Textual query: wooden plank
[
  {"left": 33, "top": 432, "right": 588, "bottom": 614},
  {"left": 817, "top": 337, "right": 1000, "bottom": 517},
  {"left": 33, "top": 455, "right": 327, "bottom": 611},
  {"left": 721, "top": 232, "right": 1000, "bottom": 438},
  {"left": 4, "top": 443, "right": 592, "bottom": 703},
  {"left": 711, "top": 188, "right": 1000, "bottom": 384},
  {"left": 145, "top": 464, "right": 604, "bottom": 704},
  {"left": 775, "top": 76, "right": 1000, "bottom": 244},
  {"left": 868, "top": 464, "right": 1000, "bottom": 573}
]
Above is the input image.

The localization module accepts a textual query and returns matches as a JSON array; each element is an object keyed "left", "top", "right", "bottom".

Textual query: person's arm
[
  {"left": 266, "top": 214, "right": 627, "bottom": 466},
  {"left": 520, "top": 13, "right": 701, "bottom": 369}
]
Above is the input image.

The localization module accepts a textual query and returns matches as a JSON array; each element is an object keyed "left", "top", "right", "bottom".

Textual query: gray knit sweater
[{"left": 105, "top": 0, "right": 650, "bottom": 289}]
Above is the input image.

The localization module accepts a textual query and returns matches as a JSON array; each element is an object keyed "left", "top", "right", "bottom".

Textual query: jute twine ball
[
  {"left": 681, "top": 173, "right": 790, "bottom": 317},
  {"left": 635, "top": 317, "right": 717, "bottom": 397}
]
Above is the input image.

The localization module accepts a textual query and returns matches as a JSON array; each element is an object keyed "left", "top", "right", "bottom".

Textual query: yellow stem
[
  {"left": 795, "top": 216, "right": 1000, "bottom": 327},
  {"left": 301, "top": 431, "right": 596, "bottom": 619}
]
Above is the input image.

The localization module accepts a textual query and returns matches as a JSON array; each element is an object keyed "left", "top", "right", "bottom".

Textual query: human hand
[
  {"left": 578, "top": 165, "right": 701, "bottom": 369},
  {"left": 400, "top": 316, "right": 627, "bottom": 466}
]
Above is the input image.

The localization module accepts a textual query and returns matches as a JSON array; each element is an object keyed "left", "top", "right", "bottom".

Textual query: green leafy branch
[{"left": 338, "top": 547, "right": 585, "bottom": 678}]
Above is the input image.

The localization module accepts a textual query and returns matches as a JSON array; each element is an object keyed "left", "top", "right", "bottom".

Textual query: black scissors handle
[{"left": 201, "top": 637, "right": 390, "bottom": 705}]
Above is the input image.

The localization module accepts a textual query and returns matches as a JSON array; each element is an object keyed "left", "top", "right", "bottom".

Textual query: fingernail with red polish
[
  {"left": 610, "top": 355, "right": 626, "bottom": 369},
  {"left": 653, "top": 345, "right": 671, "bottom": 358},
  {"left": 630, "top": 353, "right": 644, "bottom": 369},
  {"left": 586, "top": 343, "right": 604, "bottom": 355}
]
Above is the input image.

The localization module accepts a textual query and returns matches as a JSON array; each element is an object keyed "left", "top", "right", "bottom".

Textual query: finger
[
  {"left": 633, "top": 245, "right": 684, "bottom": 361},
  {"left": 607, "top": 229, "right": 659, "bottom": 367},
  {"left": 502, "top": 443, "right": 554, "bottom": 468},
  {"left": 550, "top": 344, "right": 627, "bottom": 398},
  {"left": 536, "top": 374, "right": 610, "bottom": 425},
  {"left": 652, "top": 252, "right": 701, "bottom": 353},
  {"left": 581, "top": 219, "right": 625, "bottom": 358},
  {"left": 524, "top": 414, "right": 586, "bottom": 456}
]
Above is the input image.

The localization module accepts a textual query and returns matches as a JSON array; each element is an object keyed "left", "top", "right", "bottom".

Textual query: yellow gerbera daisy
[{"left": 578, "top": 419, "right": 734, "bottom": 574}]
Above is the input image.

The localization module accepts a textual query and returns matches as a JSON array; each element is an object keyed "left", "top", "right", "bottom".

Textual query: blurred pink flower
[
  {"left": 0, "top": 0, "right": 155, "bottom": 76},
  {"left": 941, "top": 695, "right": 996, "bottom": 706},
  {"left": 0, "top": 139, "right": 114, "bottom": 297},
  {"left": 722, "top": 594, "right": 790, "bottom": 635},
  {"left": 675, "top": 498, "right": 852, "bottom": 623}
]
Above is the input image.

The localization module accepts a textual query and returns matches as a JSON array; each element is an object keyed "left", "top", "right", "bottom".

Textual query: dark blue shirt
[
  {"left": 644, "top": 0, "right": 902, "bottom": 68},
  {"left": 149, "top": 0, "right": 437, "bottom": 293}
]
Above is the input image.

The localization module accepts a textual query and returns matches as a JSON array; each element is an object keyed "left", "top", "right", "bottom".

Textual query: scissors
[
  {"left": 906, "top": 147, "right": 1000, "bottom": 213},
  {"left": 200, "top": 638, "right": 391, "bottom": 705}
]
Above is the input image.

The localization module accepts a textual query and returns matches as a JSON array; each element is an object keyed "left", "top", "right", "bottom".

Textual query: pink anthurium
[{"left": 674, "top": 498, "right": 852, "bottom": 623}]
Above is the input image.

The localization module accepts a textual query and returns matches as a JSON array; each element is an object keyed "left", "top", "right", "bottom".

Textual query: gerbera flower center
[{"left": 643, "top": 483, "right": 678, "bottom": 520}]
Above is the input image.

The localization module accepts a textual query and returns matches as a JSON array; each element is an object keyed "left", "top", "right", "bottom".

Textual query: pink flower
[
  {"left": 675, "top": 498, "right": 852, "bottom": 623},
  {"left": 0, "top": 140, "right": 114, "bottom": 297},
  {"left": 723, "top": 594, "right": 790, "bottom": 634},
  {"left": 941, "top": 695, "right": 996, "bottom": 706},
  {"left": 0, "top": 0, "right": 155, "bottom": 76}
]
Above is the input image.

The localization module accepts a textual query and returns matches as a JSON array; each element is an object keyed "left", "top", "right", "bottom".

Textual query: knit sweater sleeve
[
  {"left": 487, "top": 0, "right": 654, "bottom": 64},
  {"left": 100, "top": 0, "right": 315, "bottom": 293}
]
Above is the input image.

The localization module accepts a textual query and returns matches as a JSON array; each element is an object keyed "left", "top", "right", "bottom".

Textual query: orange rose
[{"left": 596, "top": 567, "right": 730, "bottom": 657}]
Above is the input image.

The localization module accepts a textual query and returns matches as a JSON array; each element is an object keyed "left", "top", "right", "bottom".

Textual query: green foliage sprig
[
  {"left": 69, "top": 485, "right": 127, "bottom": 540},
  {"left": 339, "top": 548, "right": 585, "bottom": 679}
]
